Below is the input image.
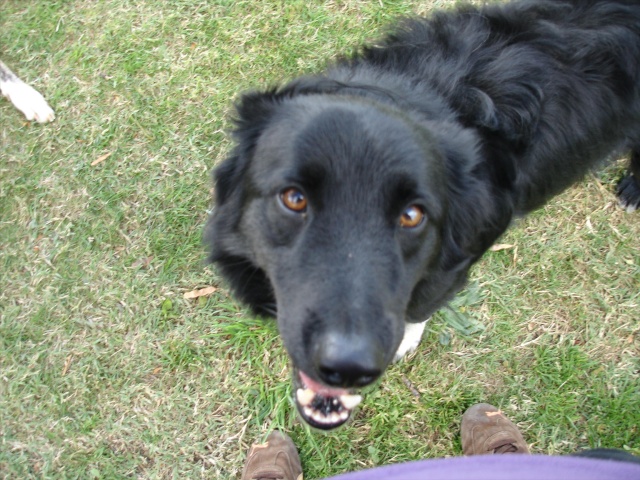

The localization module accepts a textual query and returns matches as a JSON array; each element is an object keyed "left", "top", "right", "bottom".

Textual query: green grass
[{"left": 1, "top": 1, "right": 639, "bottom": 478}]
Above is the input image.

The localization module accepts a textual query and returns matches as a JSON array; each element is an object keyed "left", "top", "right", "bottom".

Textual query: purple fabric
[{"left": 323, "top": 454, "right": 640, "bottom": 480}]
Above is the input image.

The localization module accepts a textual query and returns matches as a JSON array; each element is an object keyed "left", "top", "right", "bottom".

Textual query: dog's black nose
[{"left": 314, "top": 333, "right": 385, "bottom": 388}]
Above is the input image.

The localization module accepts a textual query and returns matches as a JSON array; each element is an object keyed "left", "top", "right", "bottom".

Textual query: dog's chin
[{"left": 292, "top": 368, "right": 364, "bottom": 430}]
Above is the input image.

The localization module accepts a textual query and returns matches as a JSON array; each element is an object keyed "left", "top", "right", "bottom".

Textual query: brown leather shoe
[
  {"left": 461, "top": 403, "right": 530, "bottom": 455},
  {"left": 241, "top": 430, "right": 303, "bottom": 480}
]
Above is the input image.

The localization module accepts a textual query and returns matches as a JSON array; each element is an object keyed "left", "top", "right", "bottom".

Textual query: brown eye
[
  {"left": 280, "top": 187, "right": 307, "bottom": 213},
  {"left": 399, "top": 205, "right": 425, "bottom": 228}
]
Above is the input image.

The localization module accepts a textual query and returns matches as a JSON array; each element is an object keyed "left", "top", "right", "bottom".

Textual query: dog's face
[{"left": 207, "top": 90, "right": 493, "bottom": 429}]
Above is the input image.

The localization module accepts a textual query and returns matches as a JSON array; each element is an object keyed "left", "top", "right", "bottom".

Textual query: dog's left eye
[
  {"left": 279, "top": 187, "right": 308, "bottom": 213},
  {"left": 399, "top": 205, "right": 425, "bottom": 229}
]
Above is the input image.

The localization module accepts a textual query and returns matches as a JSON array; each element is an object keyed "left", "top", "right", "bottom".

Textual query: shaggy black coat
[{"left": 205, "top": 0, "right": 640, "bottom": 413}]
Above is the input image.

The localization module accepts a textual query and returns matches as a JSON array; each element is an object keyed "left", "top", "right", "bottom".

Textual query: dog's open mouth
[{"left": 294, "top": 369, "right": 363, "bottom": 430}]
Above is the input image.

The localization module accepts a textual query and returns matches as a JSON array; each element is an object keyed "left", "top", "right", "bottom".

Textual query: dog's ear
[
  {"left": 435, "top": 126, "right": 515, "bottom": 271},
  {"left": 214, "top": 90, "right": 281, "bottom": 206},
  {"left": 406, "top": 136, "right": 513, "bottom": 322},
  {"left": 205, "top": 90, "right": 282, "bottom": 316}
]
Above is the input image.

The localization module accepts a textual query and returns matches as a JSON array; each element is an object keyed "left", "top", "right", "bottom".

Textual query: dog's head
[{"left": 206, "top": 81, "right": 500, "bottom": 429}]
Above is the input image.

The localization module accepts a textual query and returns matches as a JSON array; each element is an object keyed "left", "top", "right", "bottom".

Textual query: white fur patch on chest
[{"left": 393, "top": 319, "right": 428, "bottom": 362}]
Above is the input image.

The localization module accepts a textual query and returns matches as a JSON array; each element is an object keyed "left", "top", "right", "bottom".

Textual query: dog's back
[{"left": 331, "top": 0, "right": 640, "bottom": 213}]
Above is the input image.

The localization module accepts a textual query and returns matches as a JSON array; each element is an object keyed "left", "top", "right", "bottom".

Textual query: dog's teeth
[
  {"left": 296, "top": 388, "right": 316, "bottom": 407},
  {"left": 339, "top": 394, "right": 362, "bottom": 410}
]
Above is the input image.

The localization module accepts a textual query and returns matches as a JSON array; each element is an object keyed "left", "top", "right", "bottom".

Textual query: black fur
[{"left": 205, "top": 0, "right": 640, "bottom": 394}]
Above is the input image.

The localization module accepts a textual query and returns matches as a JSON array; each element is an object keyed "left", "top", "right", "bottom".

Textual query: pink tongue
[{"left": 299, "top": 371, "right": 348, "bottom": 397}]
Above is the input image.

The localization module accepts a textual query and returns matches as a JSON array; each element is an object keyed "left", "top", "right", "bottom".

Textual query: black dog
[{"left": 205, "top": 0, "right": 640, "bottom": 430}]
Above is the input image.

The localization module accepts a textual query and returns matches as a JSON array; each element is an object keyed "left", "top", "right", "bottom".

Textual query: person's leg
[
  {"left": 461, "top": 403, "right": 530, "bottom": 455},
  {"left": 241, "top": 430, "right": 303, "bottom": 480}
]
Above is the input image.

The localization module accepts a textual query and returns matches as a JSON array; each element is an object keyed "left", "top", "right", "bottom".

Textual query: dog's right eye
[
  {"left": 399, "top": 204, "right": 426, "bottom": 229},
  {"left": 279, "top": 187, "right": 308, "bottom": 213}
]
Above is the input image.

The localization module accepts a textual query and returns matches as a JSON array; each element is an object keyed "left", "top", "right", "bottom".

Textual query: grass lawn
[{"left": 1, "top": 1, "right": 638, "bottom": 478}]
